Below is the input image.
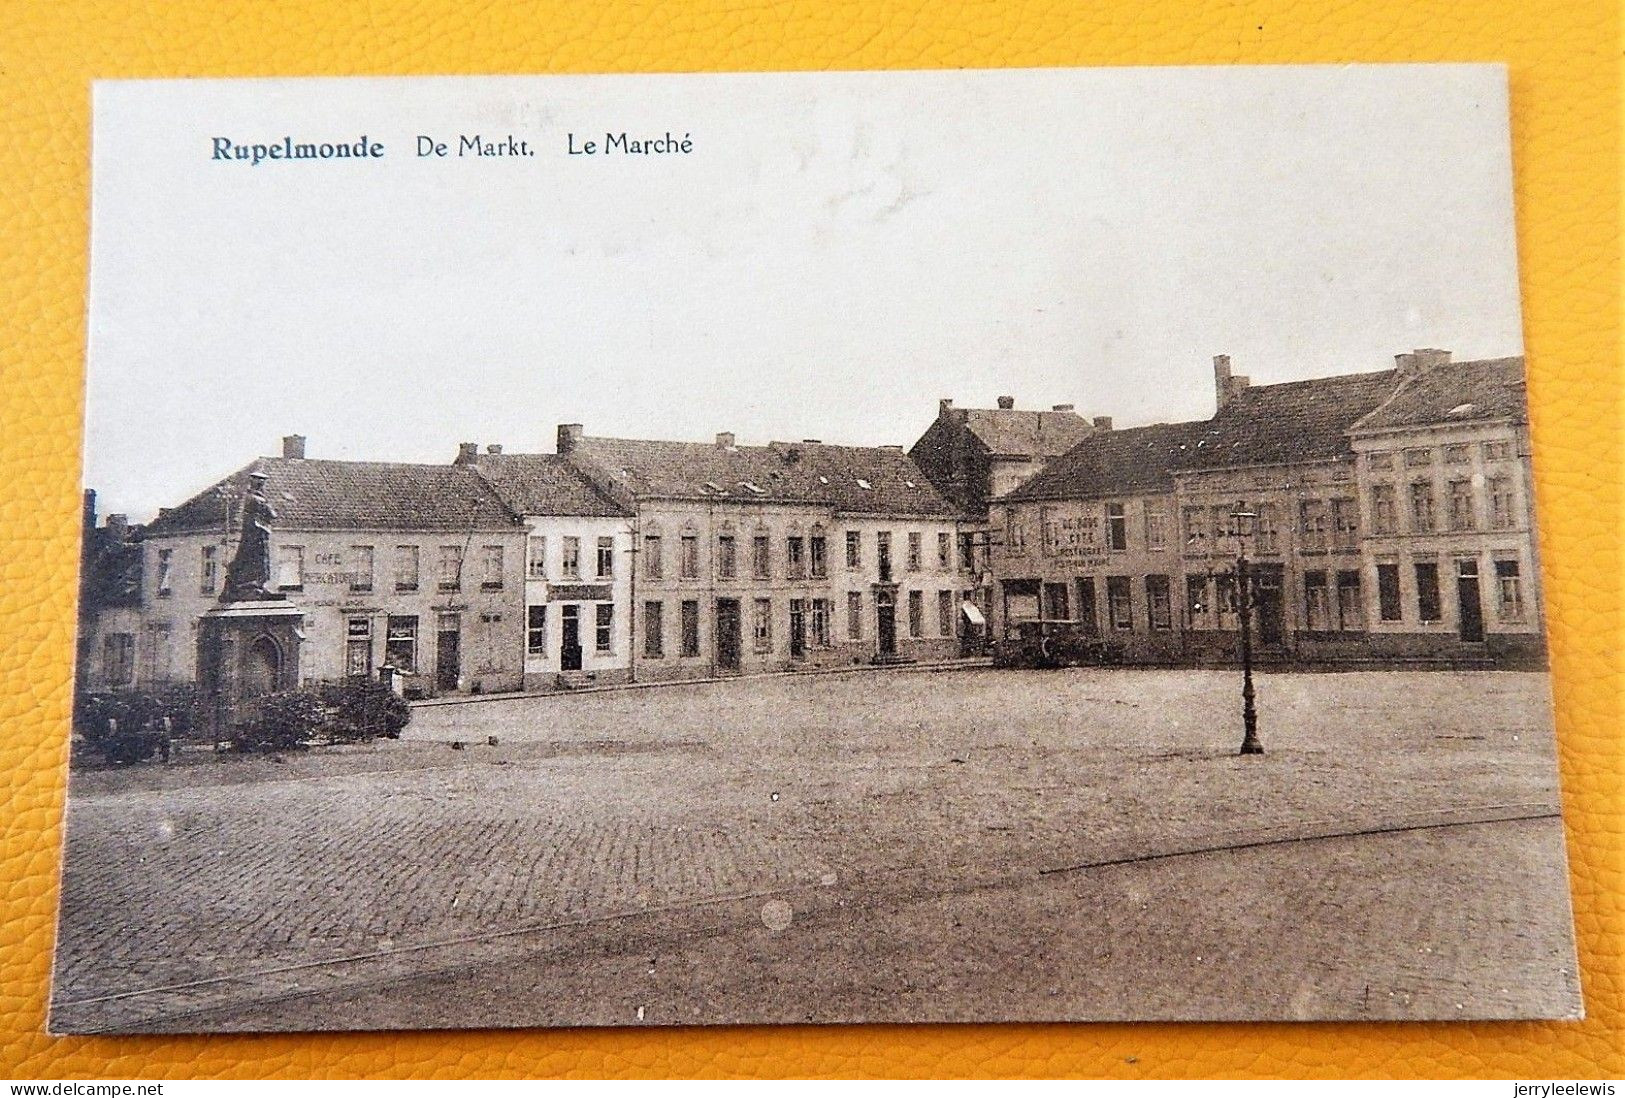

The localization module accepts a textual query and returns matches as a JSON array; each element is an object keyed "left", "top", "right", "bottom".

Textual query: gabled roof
[
  {"left": 144, "top": 458, "right": 524, "bottom": 536},
  {"left": 569, "top": 436, "right": 961, "bottom": 518},
  {"left": 461, "top": 453, "right": 631, "bottom": 518},
  {"left": 1170, "top": 369, "right": 1401, "bottom": 472},
  {"left": 1004, "top": 420, "right": 1212, "bottom": 501},
  {"left": 80, "top": 529, "right": 143, "bottom": 608},
  {"left": 960, "top": 408, "right": 1095, "bottom": 458},
  {"left": 1351, "top": 357, "right": 1527, "bottom": 433}
]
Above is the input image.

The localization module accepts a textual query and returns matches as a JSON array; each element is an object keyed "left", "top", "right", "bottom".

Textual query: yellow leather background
[{"left": 1, "top": 0, "right": 1618, "bottom": 1079}]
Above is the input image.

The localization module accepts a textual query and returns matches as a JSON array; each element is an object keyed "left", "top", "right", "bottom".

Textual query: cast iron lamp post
[{"left": 1228, "top": 503, "right": 1264, "bottom": 756}]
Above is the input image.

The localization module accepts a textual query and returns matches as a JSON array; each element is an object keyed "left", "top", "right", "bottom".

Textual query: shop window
[
  {"left": 275, "top": 545, "right": 302, "bottom": 591},
  {"left": 1146, "top": 575, "right": 1172, "bottom": 631},
  {"left": 1495, "top": 560, "right": 1524, "bottom": 622},
  {"left": 643, "top": 535, "right": 663, "bottom": 580},
  {"left": 1409, "top": 482, "right": 1436, "bottom": 533},
  {"left": 1106, "top": 503, "right": 1128, "bottom": 551},
  {"left": 1107, "top": 576, "right": 1133, "bottom": 630},
  {"left": 1489, "top": 476, "right": 1516, "bottom": 530},
  {"left": 680, "top": 600, "right": 700, "bottom": 657},
  {"left": 385, "top": 616, "right": 418, "bottom": 673},
  {"left": 561, "top": 537, "right": 581, "bottom": 579},
  {"left": 753, "top": 598, "right": 773, "bottom": 651},
  {"left": 1336, "top": 571, "right": 1363, "bottom": 631},
  {"left": 346, "top": 617, "right": 373, "bottom": 678},
  {"left": 437, "top": 545, "right": 462, "bottom": 592},
  {"left": 595, "top": 604, "right": 614, "bottom": 654},
  {"left": 908, "top": 590, "right": 924, "bottom": 637},
  {"left": 1415, "top": 562, "right": 1442, "bottom": 622},
  {"left": 395, "top": 545, "right": 419, "bottom": 591},
  {"left": 351, "top": 545, "right": 375, "bottom": 593},
  {"left": 103, "top": 632, "right": 135, "bottom": 686},
  {"left": 679, "top": 535, "right": 698, "bottom": 580},
  {"left": 598, "top": 537, "right": 616, "bottom": 579},
  {"left": 717, "top": 534, "right": 737, "bottom": 579},
  {"left": 643, "top": 601, "right": 664, "bottom": 658},
  {"left": 1376, "top": 563, "right": 1402, "bottom": 622},
  {"left": 1304, "top": 571, "right": 1331, "bottom": 631},
  {"left": 846, "top": 591, "right": 863, "bottom": 639},
  {"left": 812, "top": 598, "right": 831, "bottom": 647},
  {"left": 1448, "top": 480, "right": 1476, "bottom": 532},
  {"left": 1186, "top": 575, "right": 1210, "bottom": 627},
  {"left": 200, "top": 545, "right": 218, "bottom": 595},
  {"left": 526, "top": 605, "right": 547, "bottom": 657},
  {"left": 527, "top": 536, "right": 547, "bottom": 579}
]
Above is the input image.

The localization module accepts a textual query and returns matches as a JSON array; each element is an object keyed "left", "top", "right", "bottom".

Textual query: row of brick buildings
[{"left": 77, "top": 347, "right": 1546, "bottom": 707}]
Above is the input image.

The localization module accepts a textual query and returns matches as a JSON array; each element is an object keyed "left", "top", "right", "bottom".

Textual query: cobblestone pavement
[{"left": 50, "top": 667, "right": 1575, "bottom": 1030}]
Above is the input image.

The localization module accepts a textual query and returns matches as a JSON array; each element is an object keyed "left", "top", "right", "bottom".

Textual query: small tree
[
  {"left": 236, "top": 689, "right": 324, "bottom": 752},
  {"left": 324, "top": 681, "right": 412, "bottom": 742}
]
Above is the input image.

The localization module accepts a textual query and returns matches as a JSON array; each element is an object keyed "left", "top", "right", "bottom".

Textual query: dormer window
[
  {"left": 740, "top": 481, "right": 765, "bottom": 495},
  {"left": 856, "top": 479, "right": 873, "bottom": 490}
]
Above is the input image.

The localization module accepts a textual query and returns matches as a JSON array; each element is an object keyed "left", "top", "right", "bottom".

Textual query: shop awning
[{"left": 960, "top": 601, "right": 987, "bottom": 626}]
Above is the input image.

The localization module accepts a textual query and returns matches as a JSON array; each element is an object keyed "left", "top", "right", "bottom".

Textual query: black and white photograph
[{"left": 54, "top": 65, "right": 1580, "bottom": 1032}]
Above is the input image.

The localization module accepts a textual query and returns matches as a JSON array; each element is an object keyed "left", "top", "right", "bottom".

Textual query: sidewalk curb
[{"left": 409, "top": 656, "right": 994, "bottom": 708}]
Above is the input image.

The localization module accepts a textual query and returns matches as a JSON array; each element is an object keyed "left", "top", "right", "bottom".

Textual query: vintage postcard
[{"left": 55, "top": 66, "right": 1580, "bottom": 1032}]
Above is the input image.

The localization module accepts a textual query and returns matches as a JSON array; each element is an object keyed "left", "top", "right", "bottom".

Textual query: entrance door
[
  {"left": 1044, "top": 582, "right": 1070, "bottom": 621},
  {"left": 560, "top": 605, "right": 583, "bottom": 671},
  {"left": 876, "top": 590, "right": 897, "bottom": 657},
  {"left": 715, "top": 598, "right": 741, "bottom": 671},
  {"left": 1076, "top": 578, "right": 1098, "bottom": 635},
  {"left": 1253, "top": 564, "right": 1286, "bottom": 646},
  {"left": 789, "top": 598, "right": 807, "bottom": 659},
  {"left": 436, "top": 615, "right": 461, "bottom": 691},
  {"left": 1456, "top": 560, "right": 1485, "bottom": 642}
]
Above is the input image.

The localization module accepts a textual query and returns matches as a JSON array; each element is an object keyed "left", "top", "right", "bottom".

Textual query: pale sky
[{"left": 85, "top": 66, "right": 1523, "bottom": 521}]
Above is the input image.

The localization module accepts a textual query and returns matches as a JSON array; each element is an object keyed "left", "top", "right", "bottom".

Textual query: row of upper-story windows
[
  {"left": 1365, "top": 439, "right": 1516, "bottom": 472},
  {"left": 152, "top": 540, "right": 513, "bottom": 599},
  {"left": 627, "top": 528, "right": 960, "bottom": 583},
  {"left": 1368, "top": 474, "right": 1518, "bottom": 536},
  {"left": 525, "top": 535, "right": 617, "bottom": 582}
]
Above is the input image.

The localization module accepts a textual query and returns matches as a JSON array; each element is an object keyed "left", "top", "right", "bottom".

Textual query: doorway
[
  {"left": 1075, "top": 578, "right": 1098, "bottom": 635},
  {"left": 715, "top": 598, "right": 741, "bottom": 671},
  {"left": 560, "top": 605, "right": 583, "bottom": 671},
  {"left": 243, "top": 636, "right": 281, "bottom": 700},
  {"left": 1456, "top": 559, "right": 1485, "bottom": 642},
  {"left": 789, "top": 598, "right": 807, "bottom": 659},
  {"left": 876, "top": 589, "right": 897, "bottom": 658},
  {"left": 1253, "top": 564, "right": 1286, "bottom": 646}
]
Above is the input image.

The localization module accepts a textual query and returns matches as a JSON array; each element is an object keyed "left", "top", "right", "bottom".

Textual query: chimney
[
  {"left": 715, "top": 432, "right": 736, "bottom": 449},
  {"left": 882, "top": 444, "right": 904, "bottom": 452},
  {"left": 455, "top": 442, "right": 479, "bottom": 464},
  {"left": 557, "top": 424, "right": 583, "bottom": 455},
  {"left": 1213, "top": 355, "right": 1250, "bottom": 411},
  {"left": 105, "top": 513, "right": 129, "bottom": 541},
  {"left": 802, "top": 439, "right": 822, "bottom": 444},
  {"left": 939, "top": 398, "right": 954, "bottom": 416},
  {"left": 1092, "top": 416, "right": 1113, "bottom": 432},
  {"left": 1052, "top": 403, "right": 1075, "bottom": 413},
  {"left": 282, "top": 434, "right": 306, "bottom": 459},
  {"left": 996, "top": 396, "right": 1015, "bottom": 410},
  {"left": 486, "top": 444, "right": 503, "bottom": 455}
]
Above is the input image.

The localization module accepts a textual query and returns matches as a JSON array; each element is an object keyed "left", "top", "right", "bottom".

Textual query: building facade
[
  {"left": 84, "top": 436, "right": 533, "bottom": 698},
  {"left": 992, "top": 351, "right": 1545, "bottom": 669},
  {"left": 554, "top": 426, "right": 971, "bottom": 682}
]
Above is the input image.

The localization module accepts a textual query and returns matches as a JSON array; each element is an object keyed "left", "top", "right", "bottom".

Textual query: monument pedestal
[{"left": 197, "top": 601, "right": 305, "bottom": 745}]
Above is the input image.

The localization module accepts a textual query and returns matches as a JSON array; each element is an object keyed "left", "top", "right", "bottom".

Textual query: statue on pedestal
[{"left": 221, "top": 471, "right": 281, "bottom": 602}]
